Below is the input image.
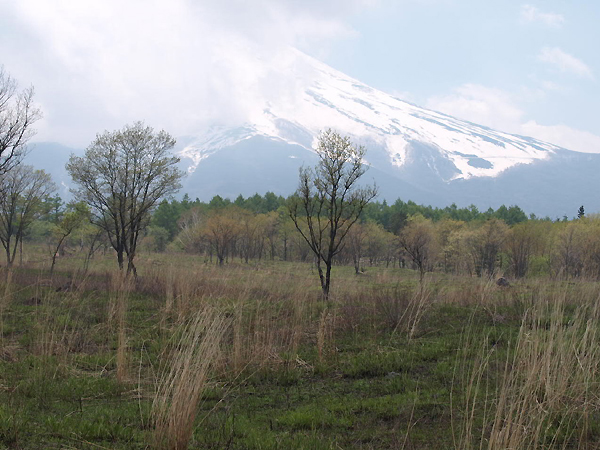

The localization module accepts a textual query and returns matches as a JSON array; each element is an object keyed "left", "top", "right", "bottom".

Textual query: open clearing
[{"left": 1, "top": 251, "right": 599, "bottom": 449}]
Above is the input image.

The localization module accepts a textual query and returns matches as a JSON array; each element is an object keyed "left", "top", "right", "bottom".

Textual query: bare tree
[
  {"left": 466, "top": 219, "right": 509, "bottom": 278},
  {"left": 0, "top": 67, "right": 42, "bottom": 174},
  {"left": 346, "top": 222, "right": 369, "bottom": 274},
  {"left": 67, "top": 122, "right": 185, "bottom": 276},
  {"left": 505, "top": 221, "right": 545, "bottom": 278},
  {"left": 398, "top": 215, "right": 438, "bottom": 282},
  {"left": 364, "top": 222, "right": 394, "bottom": 267},
  {"left": 553, "top": 221, "right": 584, "bottom": 279},
  {"left": 288, "top": 129, "right": 377, "bottom": 300},
  {"left": 436, "top": 219, "right": 466, "bottom": 274},
  {"left": 177, "top": 207, "right": 209, "bottom": 255},
  {"left": 262, "top": 211, "right": 280, "bottom": 261},
  {"left": 0, "top": 165, "right": 56, "bottom": 267},
  {"left": 203, "top": 206, "right": 243, "bottom": 266}
]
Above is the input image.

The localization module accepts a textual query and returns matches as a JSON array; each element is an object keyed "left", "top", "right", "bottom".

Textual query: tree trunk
[
  {"left": 5, "top": 245, "right": 12, "bottom": 268},
  {"left": 83, "top": 230, "right": 101, "bottom": 273},
  {"left": 50, "top": 251, "right": 58, "bottom": 277},
  {"left": 323, "top": 260, "right": 332, "bottom": 301},
  {"left": 117, "top": 248, "right": 124, "bottom": 271},
  {"left": 353, "top": 255, "right": 360, "bottom": 275},
  {"left": 51, "top": 235, "right": 68, "bottom": 277},
  {"left": 8, "top": 238, "right": 18, "bottom": 268},
  {"left": 127, "top": 256, "right": 137, "bottom": 278},
  {"left": 316, "top": 259, "right": 328, "bottom": 300}
]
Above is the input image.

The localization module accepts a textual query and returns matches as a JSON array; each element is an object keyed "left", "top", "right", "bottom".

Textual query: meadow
[{"left": 1, "top": 248, "right": 599, "bottom": 449}]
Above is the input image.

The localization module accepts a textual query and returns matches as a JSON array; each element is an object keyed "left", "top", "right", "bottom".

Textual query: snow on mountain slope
[{"left": 178, "top": 48, "right": 561, "bottom": 181}]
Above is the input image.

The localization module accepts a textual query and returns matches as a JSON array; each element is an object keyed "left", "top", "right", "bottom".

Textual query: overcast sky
[{"left": 1, "top": 0, "right": 598, "bottom": 153}]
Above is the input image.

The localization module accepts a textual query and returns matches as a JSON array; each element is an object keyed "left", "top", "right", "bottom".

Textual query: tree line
[
  {"left": 150, "top": 194, "right": 533, "bottom": 242},
  {"left": 139, "top": 195, "right": 597, "bottom": 280}
]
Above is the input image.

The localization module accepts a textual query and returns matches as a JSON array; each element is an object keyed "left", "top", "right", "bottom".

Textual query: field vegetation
[{"left": 2, "top": 213, "right": 600, "bottom": 449}]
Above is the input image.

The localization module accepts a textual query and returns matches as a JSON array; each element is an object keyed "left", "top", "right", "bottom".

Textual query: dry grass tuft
[
  {"left": 151, "top": 306, "right": 228, "bottom": 450},
  {"left": 109, "top": 273, "right": 133, "bottom": 383},
  {"left": 316, "top": 307, "right": 335, "bottom": 364}
]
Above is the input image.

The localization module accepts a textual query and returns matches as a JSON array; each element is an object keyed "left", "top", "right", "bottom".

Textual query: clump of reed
[
  {"left": 457, "top": 283, "right": 600, "bottom": 449},
  {"left": 150, "top": 263, "right": 319, "bottom": 377},
  {"left": 109, "top": 272, "right": 133, "bottom": 382},
  {"left": 151, "top": 306, "right": 228, "bottom": 450}
]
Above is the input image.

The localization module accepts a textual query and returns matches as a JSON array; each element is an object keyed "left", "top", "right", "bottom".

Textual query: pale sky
[{"left": 1, "top": 0, "right": 598, "bottom": 153}]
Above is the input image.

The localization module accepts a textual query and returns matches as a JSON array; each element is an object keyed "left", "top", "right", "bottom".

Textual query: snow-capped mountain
[
  {"left": 181, "top": 49, "right": 560, "bottom": 182},
  {"left": 25, "top": 50, "right": 599, "bottom": 218},
  {"left": 176, "top": 48, "right": 598, "bottom": 217}
]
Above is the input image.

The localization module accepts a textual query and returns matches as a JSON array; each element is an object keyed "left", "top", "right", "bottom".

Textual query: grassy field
[{"left": 1, "top": 249, "right": 600, "bottom": 449}]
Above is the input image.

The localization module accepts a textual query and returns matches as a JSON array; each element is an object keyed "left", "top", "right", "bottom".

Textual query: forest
[{"left": 17, "top": 190, "right": 592, "bottom": 283}]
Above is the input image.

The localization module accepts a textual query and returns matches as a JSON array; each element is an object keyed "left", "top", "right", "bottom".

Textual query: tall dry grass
[
  {"left": 0, "top": 269, "right": 12, "bottom": 349},
  {"left": 316, "top": 307, "right": 336, "bottom": 364},
  {"left": 151, "top": 307, "right": 228, "bottom": 450},
  {"left": 109, "top": 273, "right": 132, "bottom": 383},
  {"left": 457, "top": 283, "right": 600, "bottom": 449},
  {"left": 149, "top": 264, "right": 320, "bottom": 375}
]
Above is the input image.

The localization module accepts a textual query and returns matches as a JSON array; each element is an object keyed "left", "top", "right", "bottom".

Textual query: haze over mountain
[
  {"left": 173, "top": 49, "right": 598, "bottom": 218},
  {"left": 26, "top": 48, "right": 599, "bottom": 218}
]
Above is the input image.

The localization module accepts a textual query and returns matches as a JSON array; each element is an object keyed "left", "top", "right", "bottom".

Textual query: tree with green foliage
[
  {"left": 0, "top": 164, "right": 56, "bottom": 267},
  {"left": 386, "top": 199, "right": 409, "bottom": 234},
  {"left": 174, "top": 206, "right": 207, "bottom": 254},
  {"left": 152, "top": 199, "right": 185, "bottom": 241},
  {"left": 288, "top": 129, "right": 377, "bottom": 300},
  {"left": 143, "top": 225, "right": 170, "bottom": 253},
  {"left": 209, "top": 195, "right": 230, "bottom": 210},
  {"left": 42, "top": 194, "right": 64, "bottom": 224},
  {"left": 436, "top": 219, "right": 466, "bottom": 274},
  {"left": 67, "top": 122, "right": 185, "bottom": 276},
  {"left": 493, "top": 204, "right": 528, "bottom": 225},
  {"left": 578, "top": 205, "right": 585, "bottom": 219},
  {"left": 49, "top": 202, "right": 89, "bottom": 275}
]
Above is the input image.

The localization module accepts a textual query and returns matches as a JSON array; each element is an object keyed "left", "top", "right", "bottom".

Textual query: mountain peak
[{"left": 179, "top": 48, "right": 562, "bottom": 182}]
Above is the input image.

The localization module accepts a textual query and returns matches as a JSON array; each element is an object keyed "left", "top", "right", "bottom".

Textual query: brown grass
[
  {"left": 457, "top": 282, "right": 600, "bottom": 449},
  {"left": 151, "top": 306, "right": 228, "bottom": 450},
  {"left": 109, "top": 273, "right": 132, "bottom": 383}
]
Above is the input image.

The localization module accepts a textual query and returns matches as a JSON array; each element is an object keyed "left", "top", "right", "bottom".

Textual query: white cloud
[
  {"left": 426, "top": 84, "right": 524, "bottom": 133},
  {"left": 537, "top": 47, "right": 594, "bottom": 79},
  {"left": 520, "top": 4, "right": 565, "bottom": 28},
  {"left": 426, "top": 83, "right": 600, "bottom": 154},
  {"left": 0, "top": 0, "right": 372, "bottom": 147},
  {"left": 521, "top": 121, "right": 600, "bottom": 154}
]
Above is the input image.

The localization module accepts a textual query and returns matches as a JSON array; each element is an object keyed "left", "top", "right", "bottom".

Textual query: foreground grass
[{"left": 0, "top": 252, "right": 599, "bottom": 448}]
